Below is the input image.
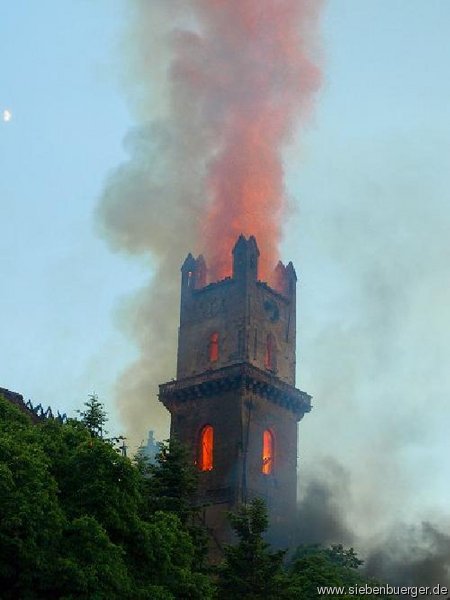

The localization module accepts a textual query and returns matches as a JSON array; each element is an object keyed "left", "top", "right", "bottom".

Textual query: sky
[
  {"left": 1, "top": 1, "right": 139, "bottom": 428},
  {"left": 2, "top": 0, "right": 450, "bottom": 554}
]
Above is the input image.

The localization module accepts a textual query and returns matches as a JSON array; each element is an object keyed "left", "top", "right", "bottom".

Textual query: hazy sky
[{"left": 2, "top": 0, "right": 450, "bottom": 545}]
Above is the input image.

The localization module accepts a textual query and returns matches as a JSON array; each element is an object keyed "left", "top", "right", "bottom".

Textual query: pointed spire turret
[
  {"left": 195, "top": 255, "right": 207, "bottom": 288},
  {"left": 181, "top": 253, "right": 208, "bottom": 291},
  {"left": 285, "top": 261, "right": 297, "bottom": 296},
  {"left": 232, "top": 234, "right": 260, "bottom": 283}
]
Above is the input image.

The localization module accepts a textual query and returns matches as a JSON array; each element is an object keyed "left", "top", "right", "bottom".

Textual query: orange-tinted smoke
[{"left": 171, "top": 0, "right": 323, "bottom": 281}]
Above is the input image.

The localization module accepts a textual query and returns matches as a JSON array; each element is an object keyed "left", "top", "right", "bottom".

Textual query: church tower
[{"left": 159, "top": 235, "right": 311, "bottom": 554}]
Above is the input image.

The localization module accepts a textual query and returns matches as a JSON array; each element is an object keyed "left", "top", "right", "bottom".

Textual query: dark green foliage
[
  {"left": 0, "top": 393, "right": 396, "bottom": 599},
  {"left": 217, "top": 498, "right": 291, "bottom": 599},
  {"left": 76, "top": 393, "right": 108, "bottom": 437},
  {"left": 51, "top": 516, "right": 133, "bottom": 599},
  {"left": 39, "top": 421, "right": 141, "bottom": 541},
  {"left": 144, "top": 438, "right": 198, "bottom": 523},
  {"left": 292, "top": 543, "right": 363, "bottom": 569},
  {"left": 0, "top": 411, "right": 63, "bottom": 597},
  {"left": 0, "top": 393, "right": 213, "bottom": 599},
  {"left": 217, "top": 499, "right": 394, "bottom": 600},
  {"left": 288, "top": 545, "right": 395, "bottom": 599},
  {"left": 134, "top": 511, "right": 213, "bottom": 599},
  {"left": 137, "top": 438, "right": 210, "bottom": 573}
]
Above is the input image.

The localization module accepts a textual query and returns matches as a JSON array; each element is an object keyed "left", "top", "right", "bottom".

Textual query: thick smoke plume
[
  {"left": 292, "top": 140, "right": 450, "bottom": 587},
  {"left": 296, "top": 460, "right": 354, "bottom": 547},
  {"left": 365, "top": 521, "right": 450, "bottom": 588},
  {"left": 97, "top": 1, "right": 450, "bottom": 589},
  {"left": 191, "top": 1, "right": 322, "bottom": 280},
  {"left": 97, "top": 1, "right": 323, "bottom": 446},
  {"left": 297, "top": 469, "right": 450, "bottom": 589}
]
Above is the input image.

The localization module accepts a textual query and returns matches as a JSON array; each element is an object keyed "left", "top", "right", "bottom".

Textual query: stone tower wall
[
  {"left": 177, "top": 235, "right": 297, "bottom": 385},
  {"left": 160, "top": 236, "right": 311, "bottom": 556}
]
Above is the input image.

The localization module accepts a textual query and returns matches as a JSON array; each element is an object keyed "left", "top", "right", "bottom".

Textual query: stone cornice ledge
[{"left": 159, "top": 363, "right": 312, "bottom": 420}]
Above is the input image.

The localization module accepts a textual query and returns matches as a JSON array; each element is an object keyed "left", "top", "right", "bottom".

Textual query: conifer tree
[
  {"left": 76, "top": 393, "right": 108, "bottom": 438},
  {"left": 145, "top": 438, "right": 198, "bottom": 523},
  {"left": 217, "top": 498, "right": 290, "bottom": 599}
]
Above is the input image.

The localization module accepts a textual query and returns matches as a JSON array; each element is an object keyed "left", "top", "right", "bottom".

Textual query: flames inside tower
[{"left": 159, "top": 235, "right": 311, "bottom": 558}]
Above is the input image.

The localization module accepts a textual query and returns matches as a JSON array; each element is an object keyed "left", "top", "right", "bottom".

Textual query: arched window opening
[
  {"left": 199, "top": 425, "right": 214, "bottom": 471},
  {"left": 209, "top": 332, "right": 219, "bottom": 362},
  {"left": 264, "top": 333, "right": 276, "bottom": 371},
  {"left": 187, "top": 271, "right": 194, "bottom": 288},
  {"left": 262, "top": 429, "right": 274, "bottom": 475}
]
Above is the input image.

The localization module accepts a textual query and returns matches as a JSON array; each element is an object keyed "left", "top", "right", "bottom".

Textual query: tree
[
  {"left": 42, "top": 404, "right": 213, "bottom": 598},
  {"left": 76, "top": 393, "right": 108, "bottom": 438},
  {"left": 132, "top": 511, "right": 214, "bottom": 600},
  {"left": 0, "top": 393, "right": 214, "bottom": 599},
  {"left": 0, "top": 392, "right": 400, "bottom": 598},
  {"left": 143, "top": 438, "right": 198, "bottom": 523},
  {"left": 0, "top": 395, "right": 63, "bottom": 598},
  {"left": 217, "top": 498, "right": 290, "bottom": 600},
  {"left": 50, "top": 516, "right": 133, "bottom": 599},
  {"left": 137, "top": 438, "right": 210, "bottom": 573},
  {"left": 288, "top": 545, "right": 395, "bottom": 600}
]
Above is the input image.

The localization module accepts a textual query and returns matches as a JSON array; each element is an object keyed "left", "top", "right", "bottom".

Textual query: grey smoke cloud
[
  {"left": 96, "top": 1, "right": 450, "bottom": 588},
  {"left": 296, "top": 460, "right": 354, "bottom": 547},
  {"left": 297, "top": 469, "right": 450, "bottom": 588},
  {"left": 97, "top": 119, "right": 209, "bottom": 446},
  {"left": 366, "top": 521, "right": 450, "bottom": 588},
  {"left": 290, "top": 133, "right": 450, "bottom": 586},
  {"left": 97, "top": 0, "right": 322, "bottom": 447},
  {"left": 97, "top": 4, "right": 216, "bottom": 445}
]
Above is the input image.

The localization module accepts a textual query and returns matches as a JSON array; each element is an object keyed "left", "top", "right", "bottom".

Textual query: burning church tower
[{"left": 159, "top": 235, "right": 311, "bottom": 552}]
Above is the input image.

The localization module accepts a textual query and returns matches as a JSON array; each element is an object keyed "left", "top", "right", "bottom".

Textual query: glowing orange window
[
  {"left": 262, "top": 429, "right": 274, "bottom": 475},
  {"left": 209, "top": 332, "right": 219, "bottom": 362},
  {"left": 199, "top": 425, "right": 214, "bottom": 471}
]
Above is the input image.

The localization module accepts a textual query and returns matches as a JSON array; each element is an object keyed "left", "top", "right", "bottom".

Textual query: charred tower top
[{"left": 160, "top": 235, "right": 311, "bottom": 555}]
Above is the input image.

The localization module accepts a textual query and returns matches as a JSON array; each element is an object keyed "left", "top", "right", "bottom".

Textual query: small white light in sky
[{"left": 2, "top": 109, "right": 12, "bottom": 123}]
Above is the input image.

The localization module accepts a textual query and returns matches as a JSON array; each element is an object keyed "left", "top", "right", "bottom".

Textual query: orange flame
[
  {"left": 199, "top": 425, "right": 214, "bottom": 471},
  {"left": 172, "top": 0, "right": 323, "bottom": 280},
  {"left": 209, "top": 332, "right": 219, "bottom": 362},
  {"left": 262, "top": 429, "right": 274, "bottom": 475}
]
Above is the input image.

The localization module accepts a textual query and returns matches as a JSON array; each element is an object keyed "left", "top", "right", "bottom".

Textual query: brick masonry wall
[{"left": 161, "top": 236, "right": 309, "bottom": 554}]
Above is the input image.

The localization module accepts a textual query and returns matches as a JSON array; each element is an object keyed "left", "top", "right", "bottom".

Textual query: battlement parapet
[{"left": 0, "top": 387, "right": 68, "bottom": 424}]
